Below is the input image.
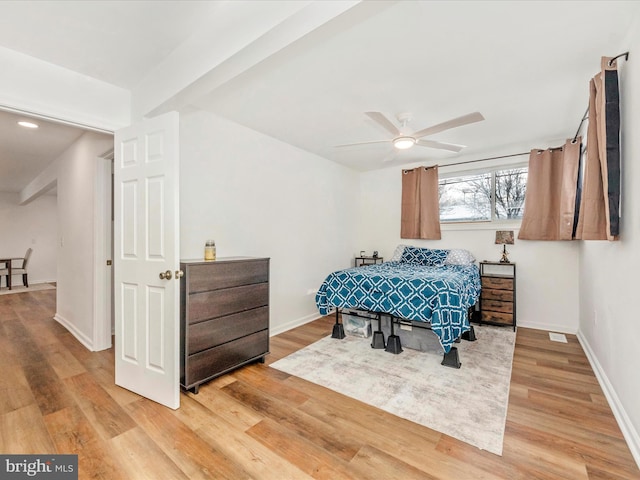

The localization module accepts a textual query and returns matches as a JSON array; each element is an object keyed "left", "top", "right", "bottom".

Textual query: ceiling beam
[{"left": 132, "top": 1, "right": 398, "bottom": 120}]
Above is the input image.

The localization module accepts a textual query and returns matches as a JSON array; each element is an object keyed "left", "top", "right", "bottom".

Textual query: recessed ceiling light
[{"left": 18, "top": 121, "right": 39, "bottom": 129}]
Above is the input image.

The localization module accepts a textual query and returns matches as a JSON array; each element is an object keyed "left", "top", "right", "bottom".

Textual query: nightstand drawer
[
  {"left": 482, "top": 288, "right": 514, "bottom": 302},
  {"left": 480, "top": 311, "right": 513, "bottom": 325},
  {"left": 482, "top": 277, "right": 514, "bottom": 291},
  {"left": 481, "top": 299, "right": 513, "bottom": 314}
]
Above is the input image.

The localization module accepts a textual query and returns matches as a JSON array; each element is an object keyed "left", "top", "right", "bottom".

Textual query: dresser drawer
[
  {"left": 187, "top": 259, "right": 269, "bottom": 293},
  {"left": 188, "top": 306, "right": 269, "bottom": 354},
  {"left": 184, "top": 330, "right": 269, "bottom": 387},
  {"left": 188, "top": 283, "right": 268, "bottom": 323},
  {"left": 480, "top": 311, "right": 513, "bottom": 325},
  {"left": 482, "top": 276, "right": 514, "bottom": 291}
]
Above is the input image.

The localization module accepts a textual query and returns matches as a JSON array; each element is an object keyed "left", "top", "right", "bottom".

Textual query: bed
[{"left": 315, "top": 246, "right": 481, "bottom": 367}]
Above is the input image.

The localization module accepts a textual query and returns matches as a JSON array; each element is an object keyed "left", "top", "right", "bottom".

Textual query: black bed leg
[
  {"left": 371, "top": 330, "right": 386, "bottom": 349},
  {"left": 385, "top": 335, "right": 403, "bottom": 354},
  {"left": 385, "top": 316, "right": 403, "bottom": 354},
  {"left": 441, "top": 347, "right": 461, "bottom": 368},
  {"left": 461, "top": 325, "right": 477, "bottom": 342},
  {"left": 371, "top": 314, "right": 386, "bottom": 349},
  {"left": 331, "top": 309, "right": 345, "bottom": 339}
]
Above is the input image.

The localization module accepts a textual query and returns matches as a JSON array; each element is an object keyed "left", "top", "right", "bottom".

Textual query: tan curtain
[
  {"left": 575, "top": 56, "right": 621, "bottom": 241},
  {"left": 401, "top": 166, "right": 441, "bottom": 240},
  {"left": 518, "top": 139, "right": 581, "bottom": 240}
]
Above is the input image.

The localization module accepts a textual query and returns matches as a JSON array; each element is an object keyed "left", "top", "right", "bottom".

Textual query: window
[{"left": 439, "top": 167, "right": 528, "bottom": 223}]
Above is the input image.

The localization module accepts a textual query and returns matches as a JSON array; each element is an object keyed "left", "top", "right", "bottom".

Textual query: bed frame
[{"left": 331, "top": 308, "right": 477, "bottom": 368}]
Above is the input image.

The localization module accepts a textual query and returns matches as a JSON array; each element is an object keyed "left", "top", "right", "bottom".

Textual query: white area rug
[
  {"left": 271, "top": 325, "right": 516, "bottom": 455},
  {"left": 0, "top": 283, "right": 56, "bottom": 295}
]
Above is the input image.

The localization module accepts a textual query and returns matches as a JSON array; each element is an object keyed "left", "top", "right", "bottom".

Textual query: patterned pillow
[
  {"left": 444, "top": 249, "right": 476, "bottom": 265},
  {"left": 400, "top": 247, "right": 449, "bottom": 267},
  {"left": 389, "top": 244, "right": 409, "bottom": 262}
]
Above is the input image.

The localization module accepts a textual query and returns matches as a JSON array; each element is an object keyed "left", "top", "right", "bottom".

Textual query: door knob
[
  {"left": 175, "top": 270, "right": 184, "bottom": 279},
  {"left": 159, "top": 270, "right": 173, "bottom": 280}
]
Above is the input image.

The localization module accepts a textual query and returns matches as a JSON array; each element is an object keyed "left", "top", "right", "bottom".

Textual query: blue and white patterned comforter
[{"left": 315, "top": 262, "right": 481, "bottom": 353}]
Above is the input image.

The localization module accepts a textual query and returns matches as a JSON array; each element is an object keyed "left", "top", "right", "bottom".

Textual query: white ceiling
[
  {"left": 0, "top": 110, "right": 85, "bottom": 192},
  {"left": 0, "top": 0, "right": 638, "bottom": 192},
  {"left": 0, "top": 0, "right": 219, "bottom": 90},
  {"left": 194, "top": 1, "right": 638, "bottom": 170}
]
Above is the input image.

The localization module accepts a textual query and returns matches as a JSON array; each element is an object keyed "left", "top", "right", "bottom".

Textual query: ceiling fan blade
[
  {"left": 412, "top": 112, "right": 484, "bottom": 139},
  {"left": 416, "top": 139, "right": 466, "bottom": 152},
  {"left": 334, "top": 139, "right": 391, "bottom": 147},
  {"left": 365, "top": 112, "right": 401, "bottom": 137}
]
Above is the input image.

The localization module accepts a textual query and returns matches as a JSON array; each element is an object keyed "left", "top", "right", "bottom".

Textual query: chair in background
[{"left": 10, "top": 248, "right": 33, "bottom": 288}]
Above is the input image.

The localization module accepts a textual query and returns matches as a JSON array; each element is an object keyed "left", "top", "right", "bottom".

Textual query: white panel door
[{"left": 113, "top": 111, "right": 180, "bottom": 409}]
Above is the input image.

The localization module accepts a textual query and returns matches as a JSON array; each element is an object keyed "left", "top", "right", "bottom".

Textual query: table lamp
[{"left": 495, "top": 230, "right": 514, "bottom": 263}]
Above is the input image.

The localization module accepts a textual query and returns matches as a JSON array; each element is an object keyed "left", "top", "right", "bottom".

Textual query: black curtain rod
[
  {"left": 438, "top": 145, "right": 572, "bottom": 169},
  {"left": 404, "top": 152, "right": 529, "bottom": 172},
  {"left": 572, "top": 106, "right": 590, "bottom": 143},
  {"left": 608, "top": 51, "right": 629, "bottom": 67},
  {"left": 571, "top": 51, "right": 629, "bottom": 142},
  {"left": 439, "top": 152, "right": 530, "bottom": 168}
]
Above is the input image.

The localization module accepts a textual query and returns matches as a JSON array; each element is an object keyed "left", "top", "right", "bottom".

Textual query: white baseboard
[
  {"left": 517, "top": 319, "right": 577, "bottom": 335},
  {"left": 270, "top": 312, "right": 325, "bottom": 337},
  {"left": 54, "top": 313, "right": 95, "bottom": 351},
  {"left": 577, "top": 330, "right": 640, "bottom": 470},
  {"left": 29, "top": 278, "right": 57, "bottom": 285}
]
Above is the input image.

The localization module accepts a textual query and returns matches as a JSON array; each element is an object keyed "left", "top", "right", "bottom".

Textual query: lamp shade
[{"left": 495, "top": 230, "right": 514, "bottom": 244}]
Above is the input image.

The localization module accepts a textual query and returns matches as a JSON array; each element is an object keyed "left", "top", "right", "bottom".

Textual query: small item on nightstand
[
  {"left": 500, "top": 245, "right": 510, "bottom": 263},
  {"left": 495, "top": 230, "right": 514, "bottom": 263},
  {"left": 360, "top": 250, "right": 365, "bottom": 256},
  {"left": 373, "top": 251, "right": 378, "bottom": 258},
  {"left": 204, "top": 240, "right": 216, "bottom": 261}
]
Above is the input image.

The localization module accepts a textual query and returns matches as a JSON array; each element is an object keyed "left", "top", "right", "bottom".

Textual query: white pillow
[
  {"left": 389, "top": 244, "right": 409, "bottom": 262},
  {"left": 444, "top": 249, "right": 476, "bottom": 265}
]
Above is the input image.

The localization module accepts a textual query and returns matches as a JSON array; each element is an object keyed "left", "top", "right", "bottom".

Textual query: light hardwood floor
[{"left": 0, "top": 289, "right": 639, "bottom": 479}]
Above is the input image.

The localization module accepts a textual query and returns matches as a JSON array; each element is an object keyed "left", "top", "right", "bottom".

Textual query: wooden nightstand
[
  {"left": 477, "top": 261, "right": 516, "bottom": 331},
  {"left": 355, "top": 256, "right": 383, "bottom": 267}
]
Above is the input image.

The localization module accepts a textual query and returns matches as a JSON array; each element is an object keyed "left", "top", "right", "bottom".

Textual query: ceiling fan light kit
[{"left": 393, "top": 136, "right": 416, "bottom": 149}]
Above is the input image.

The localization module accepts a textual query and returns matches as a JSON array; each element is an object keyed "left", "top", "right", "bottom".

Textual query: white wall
[
  {"left": 53, "top": 132, "right": 113, "bottom": 349},
  {"left": 577, "top": 17, "right": 640, "bottom": 464},
  {"left": 0, "top": 192, "right": 57, "bottom": 284},
  {"left": 356, "top": 166, "right": 581, "bottom": 333},
  {"left": 180, "top": 110, "right": 359, "bottom": 334}
]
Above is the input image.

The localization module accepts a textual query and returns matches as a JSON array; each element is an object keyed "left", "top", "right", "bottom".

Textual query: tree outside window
[{"left": 439, "top": 168, "right": 527, "bottom": 223}]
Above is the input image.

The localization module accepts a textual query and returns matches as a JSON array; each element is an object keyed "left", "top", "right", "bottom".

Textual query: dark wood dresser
[{"left": 180, "top": 257, "right": 270, "bottom": 393}]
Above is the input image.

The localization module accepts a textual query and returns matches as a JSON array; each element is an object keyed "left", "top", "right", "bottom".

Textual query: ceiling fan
[{"left": 336, "top": 111, "right": 485, "bottom": 153}]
